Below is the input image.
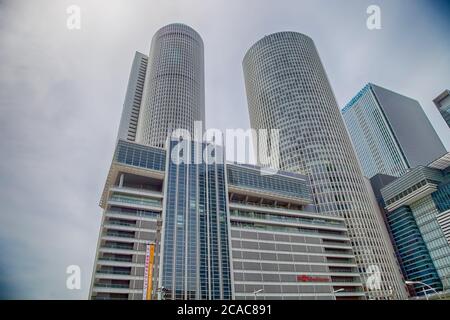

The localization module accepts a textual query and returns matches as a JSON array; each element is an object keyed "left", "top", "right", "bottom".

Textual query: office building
[
  {"left": 242, "top": 32, "right": 407, "bottom": 299},
  {"left": 90, "top": 140, "right": 166, "bottom": 300},
  {"left": 227, "top": 164, "right": 364, "bottom": 300},
  {"left": 117, "top": 52, "right": 148, "bottom": 142},
  {"left": 90, "top": 138, "right": 366, "bottom": 300},
  {"left": 370, "top": 174, "right": 442, "bottom": 297},
  {"left": 433, "top": 89, "right": 450, "bottom": 128},
  {"left": 136, "top": 23, "right": 205, "bottom": 148},
  {"left": 158, "top": 139, "right": 233, "bottom": 300},
  {"left": 381, "top": 152, "right": 450, "bottom": 293},
  {"left": 91, "top": 24, "right": 386, "bottom": 300},
  {"left": 342, "top": 83, "right": 446, "bottom": 178}
]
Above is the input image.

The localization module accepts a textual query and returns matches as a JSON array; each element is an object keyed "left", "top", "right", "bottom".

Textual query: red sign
[{"left": 297, "top": 275, "right": 330, "bottom": 283}]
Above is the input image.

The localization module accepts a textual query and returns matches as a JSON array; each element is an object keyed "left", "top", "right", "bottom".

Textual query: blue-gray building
[
  {"left": 433, "top": 89, "right": 450, "bottom": 128},
  {"left": 387, "top": 206, "right": 442, "bottom": 297},
  {"left": 381, "top": 152, "right": 450, "bottom": 295},
  {"left": 342, "top": 83, "right": 446, "bottom": 178},
  {"left": 159, "top": 139, "right": 232, "bottom": 299},
  {"left": 370, "top": 172, "right": 442, "bottom": 297}
]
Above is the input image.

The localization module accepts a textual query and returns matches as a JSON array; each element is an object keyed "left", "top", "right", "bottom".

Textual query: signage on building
[
  {"left": 143, "top": 243, "right": 155, "bottom": 300},
  {"left": 297, "top": 275, "right": 330, "bottom": 282}
]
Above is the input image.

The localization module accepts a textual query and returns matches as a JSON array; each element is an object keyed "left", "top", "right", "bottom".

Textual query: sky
[{"left": 0, "top": 0, "right": 449, "bottom": 299}]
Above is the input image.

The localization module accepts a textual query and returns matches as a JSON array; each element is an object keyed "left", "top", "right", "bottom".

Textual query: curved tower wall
[
  {"left": 137, "top": 23, "right": 205, "bottom": 148},
  {"left": 243, "top": 32, "right": 407, "bottom": 300}
]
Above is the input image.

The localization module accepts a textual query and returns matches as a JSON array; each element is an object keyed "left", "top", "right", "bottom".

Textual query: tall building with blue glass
[
  {"left": 370, "top": 174, "right": 443, "bottom": 297},
  {"left": 381, "top": 153, "right": 450, "bottom": 295},
  {"left": 386, "top": 206, "right": 442, "bottom": 296},
  {"left": 433, "top": 89, "right": 450, "bottom": 128},
  {"left": 159, "top": 139, "right": 232, "bottom": 299},
  {"left": 342, "top": 83, "right": 446, "bottom": 179}
]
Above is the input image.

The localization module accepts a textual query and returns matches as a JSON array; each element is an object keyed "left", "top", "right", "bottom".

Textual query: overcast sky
[{"left": 0, "top": 0, "right": 449, "bottom": 299}]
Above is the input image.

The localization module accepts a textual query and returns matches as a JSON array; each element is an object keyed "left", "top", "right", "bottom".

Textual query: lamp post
[
  {"left": 405, "top": 280, "right": 441, "bottom": 300},
  {"left": 333, "top": 288, "right": 344, "bottom": 300},
  {"left": 253, "top": 289, "right": 264, "bottom": 300}
]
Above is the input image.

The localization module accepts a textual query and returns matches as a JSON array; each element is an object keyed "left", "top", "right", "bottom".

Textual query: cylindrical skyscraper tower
[
  {"left": 136, "top": 23, "right": 205, "bottom": 148},
  {"left": 243, "top": 32, "right": 407, "bottom": 300}
]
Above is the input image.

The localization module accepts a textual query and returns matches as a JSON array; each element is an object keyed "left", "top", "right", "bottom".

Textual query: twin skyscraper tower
[{"left": 90, "top": 23, "right": 408, "bottom": 300}]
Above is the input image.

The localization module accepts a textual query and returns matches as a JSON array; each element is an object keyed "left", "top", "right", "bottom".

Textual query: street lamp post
[
  {"left": 333, "top": 288, "right": 345, "bottom": 300},
  {"left": 405, "top": 280, "right": 441, "bottom": 300},
  {"left": 253, "top": 289, "right": 264, "bottom": 300}
]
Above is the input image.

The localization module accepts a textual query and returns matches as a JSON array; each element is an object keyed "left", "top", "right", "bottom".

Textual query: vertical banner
[{"left": 142, "top": 243, "right": 155, "bottom": 300}]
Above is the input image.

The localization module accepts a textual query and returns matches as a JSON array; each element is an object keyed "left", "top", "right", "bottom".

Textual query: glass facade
[
  {"left": 227, "top": 164, "right": 311, "bottom": 201},
  {"left": 410, "top": 195, "right": 450, "bottom": 289},
  {"left": 433, "top": 89, "right": 450, "bottom": 128},
  {"left": 115, "top": 140, "right": 166, "bottom": 172},
  {"left": 382, "top": 162, "right": 450, "bottom": 292},
  {"left": 432, "top": 175, "right": 450, "bottom": 213},
  {"left": 342, "top": 84, "right": 409, "bottom": 178},
  {"left": 160, "top": 140, "right": 232, "bottom": 299},
  {"left": 387, "top": 206, "right": 442, "bottom": 296},
  {"left": 343, "top": 83, "right": 446, "bottom": 178}
]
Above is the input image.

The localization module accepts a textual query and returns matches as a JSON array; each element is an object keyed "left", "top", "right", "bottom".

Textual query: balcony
[
  {"left": 110, "top": 186, "right": 163, "bottom": 199},
  {"left": 97, "top": 269, "right": 131, "bottom": 276},
  {"left": 104, "top": 231, "right": 135, "bottom": 239},
  {"left": 102, "top": 242, "right": 134, "bottom": 250},
  {"left": 108, "top": 194, "right": 162, "bottom": 211},
  {"left": 94, "top": 283, "right": 130, "bottom": 289}
]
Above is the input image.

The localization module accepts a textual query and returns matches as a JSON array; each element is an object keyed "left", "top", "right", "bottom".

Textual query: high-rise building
[
  {"left": 89, "top": 138, "right": 365, "bottom": 300},
  {"left": 370, "top": 174, "right": 442, "bottom": 297},
  {"left": 117, "top": 52, "right": 148, "bottom": 142},
  {"left": 381, "top": 152, "right": 450, "bottom": 293},
  {"left": 242, "top": 31, "right": 407, "bottom": 299},
  {"left": 227, "top": 163, "right": 365, "bottom": 300},
  {"left": 433, "top": 89, "right": 450, "bottom": 128},
  {"left": 136, "top": 23, "right": 205, "bottom": 148},
  {"left": 158, "top": 139, "right": 233, "bottom": 300},
  {"left": 90, "top": 140, "right": 166, "bottom": 300},
  {"left": 90, "top": 24, "right": 365, "bottom": 300},
  {"left": 342, "top": 83, "right": 446, "bottom": 178}
]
